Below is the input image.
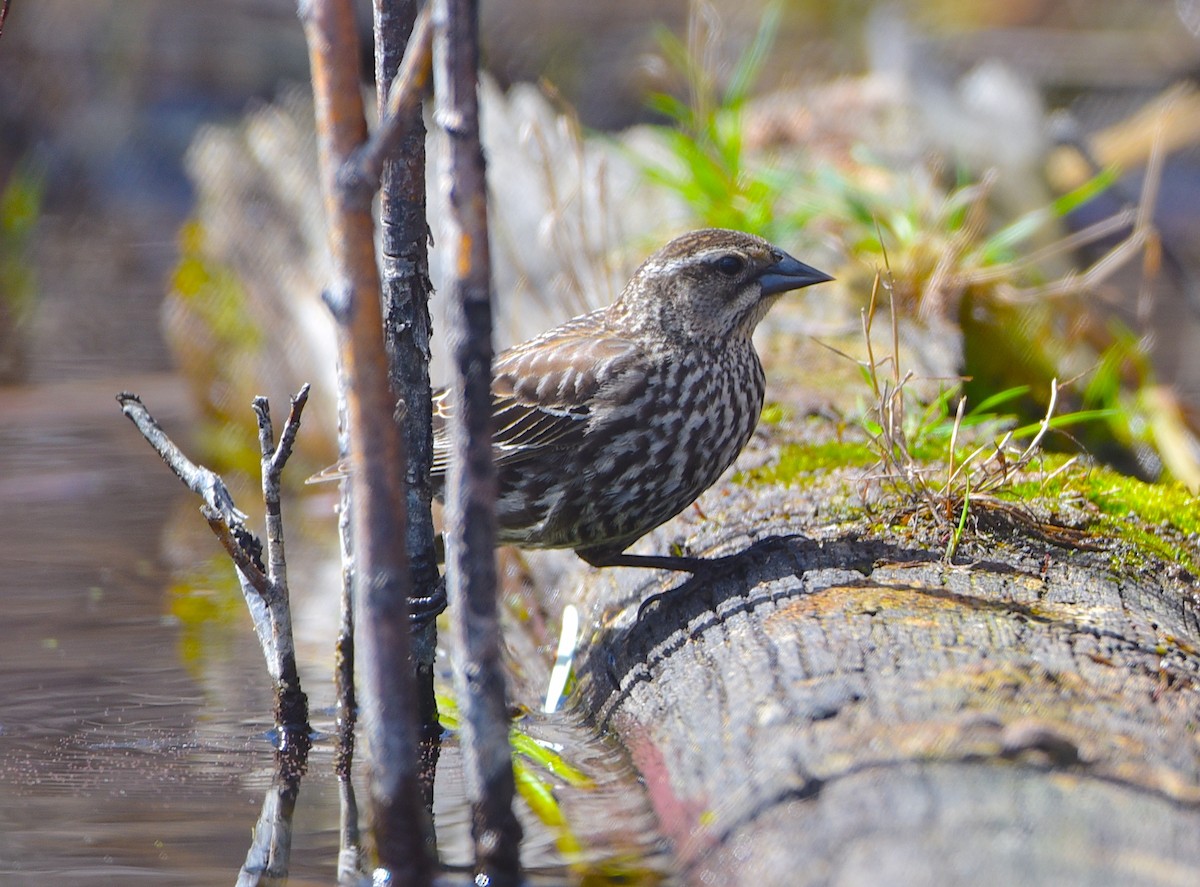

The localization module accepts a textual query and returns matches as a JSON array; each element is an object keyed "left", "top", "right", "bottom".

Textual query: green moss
[
  {"left": 738, "top": 439, "right": 876, "bottom": 486},
  {"left": 1084, "top": 474, "right": 1200, "bottom": 536},
  {"left": 1010, "top": 463, "right": 1198, "bottom": 535},
  {"left": 1007, "top": 462, "right": 1199, "bottom": 574},
  {"left": 1096, "top": 515, "right": 1197, "bottom": 576},
  {"left": 1080, "top": 472, "right": 1199, "bottom": 575}
]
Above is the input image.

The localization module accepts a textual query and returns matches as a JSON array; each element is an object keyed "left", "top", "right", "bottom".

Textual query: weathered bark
[
  {"left": 372, "top": 0, "right": 441, "bottom": 811},
  {"left": 432, "top": 0, "right": 523, "bottom": 880},
  {"left": 299, "top": 0, "right": 433, "bottom": 877},
  {"left": 117, "top": 389, "right": 312, "bottom": 740},
  {"left": 574, "top": 478, "right": 1200, "bottom": 886}
]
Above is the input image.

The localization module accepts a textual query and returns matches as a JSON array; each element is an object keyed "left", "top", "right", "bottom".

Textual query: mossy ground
[{"left": 742, "top": 414, "right": 1200, "bottom": 578}]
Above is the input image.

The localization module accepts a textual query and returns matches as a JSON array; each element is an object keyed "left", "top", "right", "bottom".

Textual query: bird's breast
[
  {"left": 496, "top": 340, "right": 766, "bottom": 550},
  {"left": 586, "top": 342, "right": 765, "bottom": 494}
]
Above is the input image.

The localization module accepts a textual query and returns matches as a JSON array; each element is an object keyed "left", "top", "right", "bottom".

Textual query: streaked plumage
[{"left": 431, "top": 228, "right": 832, "bottom": 571}]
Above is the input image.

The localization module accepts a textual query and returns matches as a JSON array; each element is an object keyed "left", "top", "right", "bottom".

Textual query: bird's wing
[{"left": 431, "top": 322, "right": 642, "bottom": 478}]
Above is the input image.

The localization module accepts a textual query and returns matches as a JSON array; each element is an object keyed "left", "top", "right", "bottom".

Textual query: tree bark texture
[
  {"left": 372, "top": 0, "right": 441, "bottom": 810},
  {"left": 574, "top": 480, "right": 1200, "bottom": 886},
  {"left": 432, "top": 0, "right": 523, "bottom": 880},
  {"left": 299, "top": 0, "right": 433, "bottom": 878}
]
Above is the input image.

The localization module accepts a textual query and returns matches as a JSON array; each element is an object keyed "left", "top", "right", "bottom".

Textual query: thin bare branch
[
  {"left": 433, "top": 0, "right": 523, "bottom": 879},
  {"left": 270, "top": 384, "right": 311, "bottom": 477},
  {"left": 203, "top": 507, "right": 274, "bottom": 599},
  {"left": 118, "top": 390, "right": 310, "bottom": 736},
  {"left": 373, "top": 0, "right": 444, "bottom": 819},
  {"left": 118, "top": 391, "right": 272, "bottom": 587},
  {"left": 966, "top": 207, "right": 1138, "bottom": 286},
  {"left": 299, "top": 0, "right": 434, "bottom": 877},
  {"left": 998, "top": 120, "right": 1164, "bottom": 307},
  {"left": 118, "top": 394, "right": 248, "bottom": 529},
  {"left": 254, "top": 397, "right": 288, "bottom": 590},
  {"left": 340, "top": 4, "right": 433, "bottom": 204}
]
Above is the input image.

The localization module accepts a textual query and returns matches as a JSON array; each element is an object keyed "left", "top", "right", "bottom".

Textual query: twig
[
  {"left": 965, "top": 207, "right": 1137, "bottom": 286},
  {"left": 251, "top": 388, "right": 310, "bottom": 734},
  {"left": 333, "top": 451, "right": 362, "bottom": 882},
  {"left": 373, "top": 0, "right": 444, "bottom": 819},
  {"left": 236, "top": 744, "right": 306, "bottom": 887},
  {"left": 997, "top": 121, "right": 1164, "bottom": 306},
  {"left": 116, "top": 390, "right": 311, "bottom": 735},
  {"left": 203, "top": 509, "right": 273, "bottom": 599},
  {"left": 433, "top": 0, "right": 523, "bottom": 880},
  {"left": 117, "top": 393, "right": 268, "bottom": 587},
  {"left": 116, "top": 393, "right": 243, "bottom": 519},
  {"left": 1011, "top": 379, "right": 1059, "bottom": 472},
  {"left": 861, "top": 273, "right": 883, "bottom": 401},
  {"left": 256, "top": 386, "right": 310, "bottom": 589},
  {"left": 339, "top": 4, "right": 433, "bottom": 205},
  {"left": 298, "top": 0, "right": 434, "bottom": 877},
  {"left": 945, "top": 395, "right": 966, "bottom": 491}
]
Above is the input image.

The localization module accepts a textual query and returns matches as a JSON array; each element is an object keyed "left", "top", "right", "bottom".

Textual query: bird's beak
[{"left": 757, "top": 252, "right": 834, "bottom": 297}]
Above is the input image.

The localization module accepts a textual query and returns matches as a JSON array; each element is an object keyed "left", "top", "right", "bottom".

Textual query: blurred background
[
  {"left": 3, "top": 0, "right": 1200, "bottom": 474},
  {"left": 2, "top": 0, "right": 1200, "bottom": 882}
]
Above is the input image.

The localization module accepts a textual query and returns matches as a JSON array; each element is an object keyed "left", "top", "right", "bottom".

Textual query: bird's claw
[{"left": 408, "top": 576, "right": 447, "bottom": 629}]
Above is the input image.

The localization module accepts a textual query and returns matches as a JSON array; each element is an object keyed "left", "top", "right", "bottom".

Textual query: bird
[{"left": 430, "top": 227, "right": 832, "bottom": 572}]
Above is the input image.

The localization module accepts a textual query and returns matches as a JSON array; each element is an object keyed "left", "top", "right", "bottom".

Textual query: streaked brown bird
[{"left": 431, "top": 228, "right": 832, "bottom": 571}]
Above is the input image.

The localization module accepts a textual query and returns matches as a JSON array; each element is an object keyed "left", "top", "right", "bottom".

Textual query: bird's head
[{"left": 613, "top": 228, "right": 833, "bottom": 343}]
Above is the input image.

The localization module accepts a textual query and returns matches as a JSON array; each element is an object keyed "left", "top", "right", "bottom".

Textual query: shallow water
[{"left": 0, "top": 377, "right": 668, "bottom": 885}]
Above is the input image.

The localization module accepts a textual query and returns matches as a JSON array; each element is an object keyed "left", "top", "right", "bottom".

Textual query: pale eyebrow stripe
[{"left": 647, "top": 248, "right": 747, "bottom": 275}]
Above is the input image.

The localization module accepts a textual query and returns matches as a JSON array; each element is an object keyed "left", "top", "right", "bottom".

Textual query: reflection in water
[{"left": 0, "top": 380, "right": 668, "bottom": 884}]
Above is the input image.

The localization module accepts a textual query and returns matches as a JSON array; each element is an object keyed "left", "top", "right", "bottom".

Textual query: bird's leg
[{"left": 576, "top": 547, "right": 711, "bottom": 573}]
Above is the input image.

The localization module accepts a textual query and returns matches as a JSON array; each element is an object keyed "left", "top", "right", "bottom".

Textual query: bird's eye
[{"left": 715, "top": 254, "right": 745, "bottom": 277}]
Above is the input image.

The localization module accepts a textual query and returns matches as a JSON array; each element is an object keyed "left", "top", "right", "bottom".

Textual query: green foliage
[
  {"left": 862, "top": 380, "right": 1113, "bottom": 466},
  {"left": 844, "top": 274, "right": 1116, "bottom": 552},
  {"left": 436, "top": 693, "right": 591, "bottom": 827},
  {"left": 1078, "top": 323, "right": 1159, "bottom": 451},
  {"left": 639, "top": 3, "right": 818, "bottom": 241},
  {"left": 172, "top": 220, "right": 263, "bottom": 354},
  {"left": 0, "top": 163, "right": 42, "bottom": 318},
  {"left": 170, "top": 220, "right": 264, "bottom": 476},
  {"left": 971, "top": 167, "right": 1118, "bottom": 267},
  {"left": 830, "top": 161, "right": 1120, "bottom": 307},
  {"left": 864, "top": 383, "right": 1026, "bottom": 461},
  {"left": 437, "top": 694, "right": 667, "bottom": 878},
  {"left": 636, "top": 2, "right": 1193, "bottom": 529}
]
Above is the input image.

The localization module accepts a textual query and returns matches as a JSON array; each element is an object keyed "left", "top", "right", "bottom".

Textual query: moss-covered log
[{"left": 573, "top": 472, "right": 1200, "bottom": 885}]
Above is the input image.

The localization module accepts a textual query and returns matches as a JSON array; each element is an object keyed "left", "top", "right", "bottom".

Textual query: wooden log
[{"left": 574, "top": 479, "right": 1200, "bottom": 885}]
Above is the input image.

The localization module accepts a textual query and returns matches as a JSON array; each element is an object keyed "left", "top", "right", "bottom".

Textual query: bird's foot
[
  {"left": 408, "top": 576, "right": 447, "bottom": 629},
  {"left": 631, "top": 536, "right": 801, "bottom": 620},
  {"left": 635, "top": 567, "right": 727, "bottom": 621}
]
